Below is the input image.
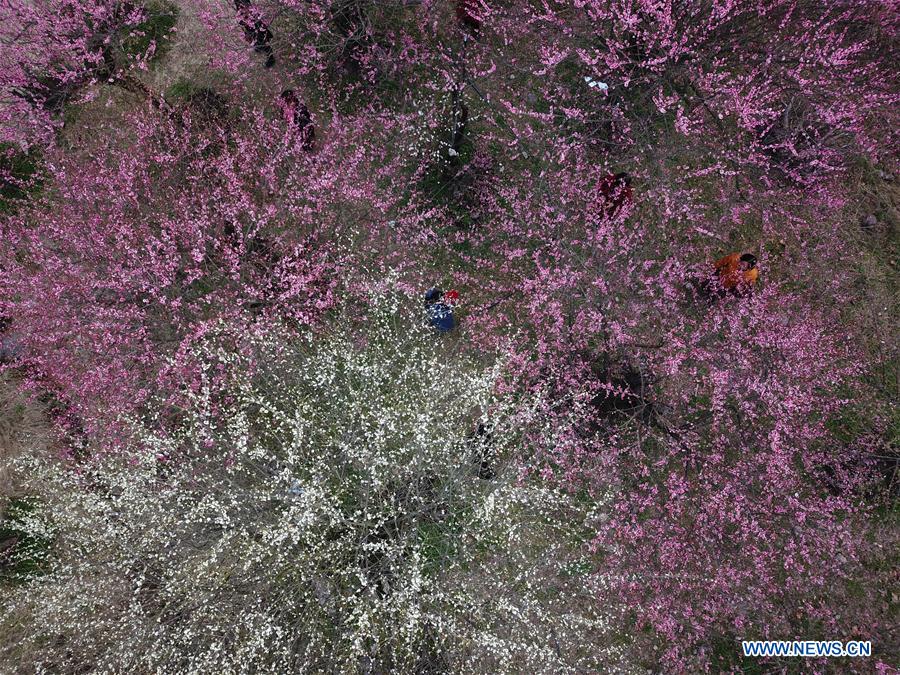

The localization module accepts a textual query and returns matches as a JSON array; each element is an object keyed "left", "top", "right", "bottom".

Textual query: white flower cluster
[
  {"left": 583, "top": 76, "right": 609, "bottom": 92},
  {"left": 0, "top": 290, "right": 632, "bottom": 673}
]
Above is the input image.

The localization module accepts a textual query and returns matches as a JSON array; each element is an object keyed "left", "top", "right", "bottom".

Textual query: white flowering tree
[{"left": 0, "top": 291, "right": 630, "bottom": 673}]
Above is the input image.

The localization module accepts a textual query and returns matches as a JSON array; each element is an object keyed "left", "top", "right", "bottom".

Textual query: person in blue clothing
[{"left": 423, "top": 287, "right": 458, "bottom": 333}]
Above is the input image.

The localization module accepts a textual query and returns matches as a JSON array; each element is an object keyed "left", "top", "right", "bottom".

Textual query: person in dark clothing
[
  {"left": 450, "top": 101, "right": 468, "bottom": 157},
  {"left": 456, "top": 0, "right": 482, "bottom": 37},
  {"left": 0, "top": 315, "right": 21, "bottom": 363},
  {"left": 471, "top": 422, "right": 495, "bottom": 480},
  {"left": 424, "top": 288, "right": 456, "bottom": 333},
  {"left": 235, "top": 0, "right": 275, "bottom": 67},
  {"left": 278, "top": 90, "right": 315, "bottom": 150}
]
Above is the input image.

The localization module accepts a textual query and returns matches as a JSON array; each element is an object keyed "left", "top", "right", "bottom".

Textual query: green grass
[
  {"left": 416, "top": 519, "right": 460, "bottom": 575},
  {"left": 0, "top": 144, "right": 43, "bottom": 215},
  {"left": 166, "top": 78, "right": 230, "bottom": 122},
  {"left": 119, "top": 1, "right": 179, "bottom": 64},
  {"left": 0, "top": 497, "right": 53, "bottom": 585},
  {"left": 416, "top": 498, "right": 479, "bottom": 577},
  {"left": 166, "top": 77, "right": 211, "bottom": 103},
  {"left": 707, "top": 633, "right": 769, "bottom": 674}
]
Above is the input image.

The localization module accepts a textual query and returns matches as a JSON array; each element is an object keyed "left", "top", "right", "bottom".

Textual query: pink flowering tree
[
  {"left": 0, "top": 0, "right": 179, "bottom": 147},
  {"left": 0, "top": 100, "right": 419, "bottom": 430}
]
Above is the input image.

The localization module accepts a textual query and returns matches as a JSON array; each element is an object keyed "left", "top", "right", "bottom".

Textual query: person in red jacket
[{"left": 597, "top": 171, "right": 633, "bottom": 219}]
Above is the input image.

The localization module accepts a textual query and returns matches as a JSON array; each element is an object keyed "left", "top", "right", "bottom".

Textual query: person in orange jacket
[{"left": 712, "top": 252, "right": 759, "bottom": 296}]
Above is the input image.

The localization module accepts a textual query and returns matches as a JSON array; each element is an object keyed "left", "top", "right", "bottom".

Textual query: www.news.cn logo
[{"left": 742, "top": 641, "right": 872, "bottom": 658}]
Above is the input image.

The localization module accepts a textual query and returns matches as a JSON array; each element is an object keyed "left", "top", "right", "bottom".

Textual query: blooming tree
[
  {"left": 0, "top": 292, "right": 632, "bottom": 673},
  {"left": 0, "top": 0, "right": 179, "bottom": 147},
  {"left": 0, "top": 99, "right": 409, "bottom": 429}
]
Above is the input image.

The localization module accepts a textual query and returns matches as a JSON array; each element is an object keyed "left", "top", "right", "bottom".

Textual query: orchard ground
[{"left": 1, "top": 0, "right": 898, "bottom": 672}]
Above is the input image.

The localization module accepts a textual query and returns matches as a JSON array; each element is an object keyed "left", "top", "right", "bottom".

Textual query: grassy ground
[{"left": 0, "top": 375, "right": 48, "bottom": 520}]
